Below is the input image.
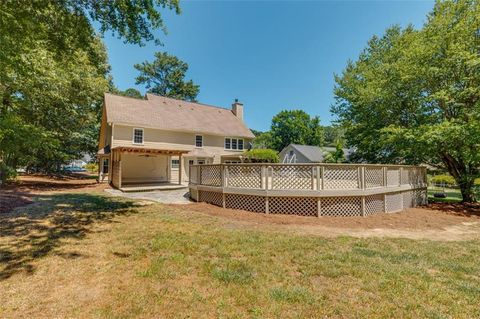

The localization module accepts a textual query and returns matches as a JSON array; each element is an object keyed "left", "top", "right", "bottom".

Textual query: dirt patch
[
  {"left": 0, "top": 174, "right": 107, "bottom": 214},
  {"left": 175, "top": 202, "right": 480, "bottom": 241}
]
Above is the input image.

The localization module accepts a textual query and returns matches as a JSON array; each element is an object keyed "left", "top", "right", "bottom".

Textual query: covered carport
[{"left": 110, "top": 146, "right": 189, "bottom": 191}]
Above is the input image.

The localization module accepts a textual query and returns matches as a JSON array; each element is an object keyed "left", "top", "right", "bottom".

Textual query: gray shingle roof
[
  {"left": 104, "top": 93, "right": 255, "bottom": 138},
  {"left": 289, "top": 144, "right": 351, "bottom": 162}
]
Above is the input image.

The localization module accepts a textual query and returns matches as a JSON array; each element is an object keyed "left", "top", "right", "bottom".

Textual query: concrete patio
[{"left": 105, "top": 187, "right": 192, "bottom": 204}]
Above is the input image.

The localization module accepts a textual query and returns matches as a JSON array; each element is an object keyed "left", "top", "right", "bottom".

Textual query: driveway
[{"left": 105, "top": 188, "right": 192, "bottom": 204}]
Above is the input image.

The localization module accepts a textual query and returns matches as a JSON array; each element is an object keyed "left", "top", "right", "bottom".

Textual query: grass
[
  {"left": 1, "top": 192, "right": 479, "bottom": 318},
  {"left": 428, "top": 187, "right": 463, "bottom": 203}
]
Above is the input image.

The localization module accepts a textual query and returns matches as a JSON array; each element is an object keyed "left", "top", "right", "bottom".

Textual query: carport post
[{"left": 178, "top": 153, "right": 183, "bottom": 185}]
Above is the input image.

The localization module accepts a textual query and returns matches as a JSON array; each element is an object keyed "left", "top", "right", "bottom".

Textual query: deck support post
[
  {"left": 265, "top": 197, "right": 269, "bottom": 214},
  {"left": 222, "top": 193, "right": 226, "bottom": 208},
  {"left": 361, "top": 196, "right": 366, "bottom": 217},
  {"left": 317, "top": 198, "right": 322, "bottom": 217},
  {"left": 383, "top": 193, "right": 387, "bottom": 213}
]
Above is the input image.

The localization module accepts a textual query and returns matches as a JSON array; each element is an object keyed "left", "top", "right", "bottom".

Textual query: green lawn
[
  {"left": 1, "top": 192, "right": 479, "bottom": 318},
  {"left": 428, "top": 187, "right": 463, "bottom": 203}
]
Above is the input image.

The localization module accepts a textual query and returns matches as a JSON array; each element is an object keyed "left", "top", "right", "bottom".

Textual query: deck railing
[
  {"left": 188, "top": 163, "right": 427, "bottom": 217},
  {"left": 189, "top": 163, "right": 426, "bottom": 190}
]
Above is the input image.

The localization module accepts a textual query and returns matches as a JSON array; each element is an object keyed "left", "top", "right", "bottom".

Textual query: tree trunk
[
  {"left": 441, "top": 153, "right": 477, "bottom": 203},
  {"left": 459, "top": 182, "right": 476, "bottom": 203}
]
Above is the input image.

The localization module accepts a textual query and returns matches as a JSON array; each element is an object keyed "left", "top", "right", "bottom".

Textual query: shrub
[
  {"left": 85, "top": 163, "right": 98, "bottom": 173},
  {"left": 243, "top": 149, "right": 279, "bottom": 163},
  {"left": 431, "top": 174, "right": 456, "bottom": 186},
  {"left": 0, "top": 162, "right": 17, "bottom": 183}
]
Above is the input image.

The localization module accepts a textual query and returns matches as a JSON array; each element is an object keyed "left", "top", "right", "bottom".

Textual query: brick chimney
[{"left": 231, "top": 98, "right": 244, "bottom": 122}]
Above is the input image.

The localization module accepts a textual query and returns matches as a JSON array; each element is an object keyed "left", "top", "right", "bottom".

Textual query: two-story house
[{"left": 97, "top": 93, "right": 255, "bottom": 190}]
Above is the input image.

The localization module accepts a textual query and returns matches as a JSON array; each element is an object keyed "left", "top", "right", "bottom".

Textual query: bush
[
  {"left": 243, "top": 149, "right": 279, "bottom": 163},
  {"left": 431, "top": 174, "right": 456, "bottom": 186},
  {"left": 0, "top": 162, "right": 17, "bottom": 183},
  {"left": 85, "top": 163, "right": 98, "bottom": 173}
]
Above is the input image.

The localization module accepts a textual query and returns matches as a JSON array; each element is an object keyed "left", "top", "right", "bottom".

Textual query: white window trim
[
  {"left": 224, "top": 137, "right": 244, "bottom": 151},
  {"left": 171, "top": 159, "right": 180, "bottom": 169},
  {"left": 195, "top": 134, "right": 203, "bottom": 148},
  {"left": 224, "top": 137, "right": 231, "bottom": 150},
  {"left": 132, "top": 128, "right": 144, "bottom": 145}
]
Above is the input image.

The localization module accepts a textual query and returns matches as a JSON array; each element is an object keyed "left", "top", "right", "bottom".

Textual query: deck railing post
[
  {"left": 383, "top": 167, "right": 387, "bottom": 187},
  {"left": 320, "top": 166, "right": 325, "bottom": 190},
  {"left": 197, "top": 165, "right": 202, "bottom": 185},
  {"left": 269, "top": 165, "right": 273, "bottom": 190},
  {"left": 316, "top": 166, "right": 321, "bottom": 191},
  {"left": 357, "top": 167, "right": 362, "bottom": 189},
  {"left": 311, "top": 166, "right": 315, "bottom": 190},
  {"left": 399, "top": 167, "right": 403, "bottom": 185},
  {"left": 261, "top": 165, "right": 266, "bottom": 189},
  {"left": 362, "top": 166, "right": 366, "bottom": 190}
]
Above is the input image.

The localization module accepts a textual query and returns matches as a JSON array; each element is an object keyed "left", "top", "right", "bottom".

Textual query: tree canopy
[
  {"left": 0, "top": 0, "right": 180, "bottom": 180},
  {"left": 332, "top": 0, "right": 480, "bottom": 202},
  {"left": 134, "top": 52, "right": 200, "bottom": 101},
  {"left": 270, "top": 110, "right": 324, "bottom": 152}
]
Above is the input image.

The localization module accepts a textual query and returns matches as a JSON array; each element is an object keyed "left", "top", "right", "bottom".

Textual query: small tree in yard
[{"left": 332, "top": 0, "right": 480, "bottom": 202}]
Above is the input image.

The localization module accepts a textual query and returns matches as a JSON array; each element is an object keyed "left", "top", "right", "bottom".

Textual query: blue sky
[{"left": 101, "top": 0, "right": 434, "bottom": 132}]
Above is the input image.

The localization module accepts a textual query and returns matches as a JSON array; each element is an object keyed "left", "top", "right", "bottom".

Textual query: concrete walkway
[{"left": 105, "top": 188, "right": 192, "bottom": 204}]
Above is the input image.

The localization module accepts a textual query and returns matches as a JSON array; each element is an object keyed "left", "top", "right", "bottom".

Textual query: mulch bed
[{"left": 181, "top": 201, "right": 480, "bottom": 231}]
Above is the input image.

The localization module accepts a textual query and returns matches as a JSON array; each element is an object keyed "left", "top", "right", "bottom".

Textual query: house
[
  {"left": 97, "top": 93, "right": 255, "bottom": 190},
  {"left": 279, "top": 144, "right": 351, "bottom": 163}
]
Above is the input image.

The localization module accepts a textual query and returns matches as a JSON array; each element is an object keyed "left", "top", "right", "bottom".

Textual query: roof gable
[{"left": 104, "top": 93, "right": 254, "bottom": 138}]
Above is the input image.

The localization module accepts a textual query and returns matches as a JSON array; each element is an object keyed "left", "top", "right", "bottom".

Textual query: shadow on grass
[{"left": 0, "top": 193, "right": 139, "bottom": 280}]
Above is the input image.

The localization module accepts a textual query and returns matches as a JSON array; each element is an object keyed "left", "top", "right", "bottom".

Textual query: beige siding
[{"left": 113, "top": 125, "right": 252, "bottom": 182}]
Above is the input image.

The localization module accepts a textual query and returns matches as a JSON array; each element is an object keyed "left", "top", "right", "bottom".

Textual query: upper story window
[
  {"left": 133, "top": 128, "right": 144, "bottom": 144},
  {"left": 225, "top": 138, "right": 231, "bottom": 149},
  {"left": 195, "top": 135, "right": 203, "bottom": 148},
  {"left": 224, "top": 137, "right": 244, "bottom": 150}
]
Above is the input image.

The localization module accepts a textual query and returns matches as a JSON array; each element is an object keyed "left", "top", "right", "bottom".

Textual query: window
[
  {"left": 197, "top": 159, "right": 205, "bottom": 165},
  {"left": 225, "top": 138, "right": 231, "bottom": 149},
  {"left": 238, "top": 139, "right": 244, "bottom": 150},
  {"left": 289, "top": 150, "right": 294, "bottom": 156},
  {"left": 171, "top": 159, "right": 179, "bottom": 169},
  {"left": 189, "top": 160, "right": 194, "bottom": 166},
  {"left": 195, "top": 135, "right": 203, "bottom": 148},
  {"left": 133, "top": 128, "right": 144, "bottom": 144},
  {"left": 225, "top": 137, "right": 244, "bottom": 150},
  {"left": 102, "top": 159, "right": 109, "bottom": 174}
]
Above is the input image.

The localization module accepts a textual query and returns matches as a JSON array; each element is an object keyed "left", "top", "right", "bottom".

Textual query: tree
[
  {"left": 270, "top": 110, "right": 324, "bottom": 152},
  {"left": 134, "top": 52, "right": 200, "bottom": 101},
  {"left": 332, "top": 0, "right": 480, "bottom": 202},
  {"left": 0, "top": 1, "right": 180, "bottom": 178},
  {"left": 323, "top": 142, "right": 346, "bottom": 163},
  {"left": 251, "top": 130, "right": 274, "bottom": 149},
  {"left": 323, "top": 125, "right": 345, "bottom": 147},
  {"left": 117, "top": 88, "right": 144, "bottom": 99}
]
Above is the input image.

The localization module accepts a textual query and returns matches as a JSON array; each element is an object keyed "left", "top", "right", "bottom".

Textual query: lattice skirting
[
  {"left": 192, "top": 188, "right": 426, "bottom": 217},
  {"left": 226, "top": 194, "right": 265, "bottom": 213}
]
